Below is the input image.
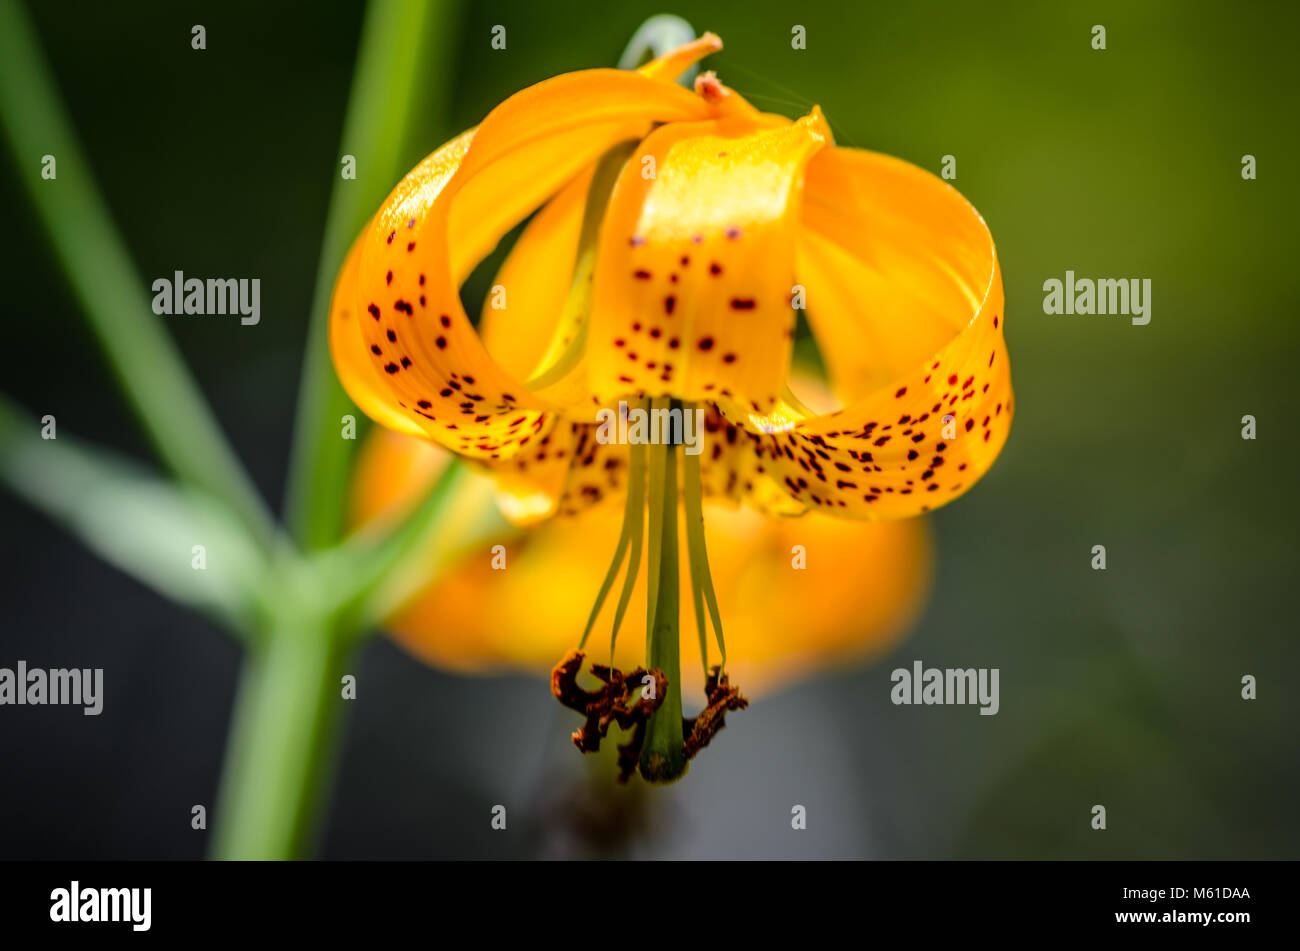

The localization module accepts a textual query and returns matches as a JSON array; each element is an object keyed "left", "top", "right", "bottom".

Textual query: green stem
[
  {"left": 284, "top": 0, "right": 460, "bottom": 550},
  {"left": 618, "top": 15, "right": 699, "bottom": 74},
  {"left": 212, "top": 568, "right": 353, "bottom": 860},
  {"left": 640, "top": 406, "right": 688, "bottom": 783},
  {"left": 0, "top": 0, "right": 274, "bottom": 550},
  {"left": 316, "top": 460, "right": 474, "bottom": 625}
]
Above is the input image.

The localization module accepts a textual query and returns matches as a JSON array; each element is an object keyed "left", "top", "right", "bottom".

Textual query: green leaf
[{"left": 0, "top": 396, "right": 265, "bottom": 634}]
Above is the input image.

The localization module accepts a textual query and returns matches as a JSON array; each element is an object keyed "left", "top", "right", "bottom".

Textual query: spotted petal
[
  {"left": 331, "top": 68, "right": 717, "bottom": 461},
  {"left": 756, "top": 147, "right": 1011, "bottom": 518},
  {"left": 586, "top": 110, "right": 832, "bottom": 422}
]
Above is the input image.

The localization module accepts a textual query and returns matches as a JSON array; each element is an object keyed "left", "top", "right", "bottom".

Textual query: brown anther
[
  {"left": 681, "top": 666, "right": 748, "bottom": 761},
  {"left": 550, "top": 649, "right": 667, "bottom": 783},
  {"left": 693, "top": 70, "right": 726, "bottom": 102}
]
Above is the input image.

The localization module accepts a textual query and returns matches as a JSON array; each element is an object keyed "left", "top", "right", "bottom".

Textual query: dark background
[{"left": 1, "top": 0, "right": 1297, "bottom": 858}]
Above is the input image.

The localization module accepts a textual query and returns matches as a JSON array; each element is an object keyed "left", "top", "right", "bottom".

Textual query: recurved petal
[
  {"left": 586, "top": 111, "right": 832, "bottom": 425},
  {"left": 328, "top": 227, "right": 429, "bottom": 439},
  {"left": 695, "top": 405, "right": 806, "bottom": 517},
  {"left": 332, "top": 69, "right": 717, "bottom": 461},
  {"left": 472, "top": 421, "right": 631, "bottom": 525},
  {"left": 478, "top": 168, "right": 591, "bottom": 383},
  {"left": 757, "top": 146, "right": 1010, "bottom": 518},
  {"left": 638, "top": 32, "right": 723, "bottom": 82}
]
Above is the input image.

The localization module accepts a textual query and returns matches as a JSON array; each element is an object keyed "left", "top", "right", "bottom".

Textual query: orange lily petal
[
  {"left": 696, "top": 405, "right": 806, "bottom": 517},
  {"left": 332, "top": 69, "right": 717, "bottom": 460},
  {"left": 471, "top": 421, "right": 634, "bottom": 525},
  {"left": 638, "top": 32, "right": 723, "bottom": 83},
  {"left": 753, "top": 146, "right": 1010, "bottom": 518},
  {"left": 328, "top": 227, "right": 429, "bottom": 439},
  {"left": 799, "top": 146, "right": 985, "bottom": 401},
  {"left": 478, "top": 168, "right": 591, "bottom": 383},
  {"left": 587, "top": 110, "right": 831, "bottom": 422}
]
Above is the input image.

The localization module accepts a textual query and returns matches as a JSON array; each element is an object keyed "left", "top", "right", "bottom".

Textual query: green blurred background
[{"left": 1, "top": 0, "right": 1296, "bottom": 858}]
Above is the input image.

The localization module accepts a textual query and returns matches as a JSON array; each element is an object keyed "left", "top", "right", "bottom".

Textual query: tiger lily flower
[{"left": 329, "top": 33, "right": 1012, "bottom": 783}]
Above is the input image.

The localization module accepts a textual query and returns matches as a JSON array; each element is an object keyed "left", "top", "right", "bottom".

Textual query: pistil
[{"left": 639, "top": 397, "right": 688, "bottom": 782}]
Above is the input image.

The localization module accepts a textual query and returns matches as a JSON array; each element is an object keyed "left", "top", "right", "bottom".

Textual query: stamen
[
  {"left": 682, "top": 431, "right": 710, "bottom": 678},
  {"left": 682, "top": 432, "right": 726, "bottom": 671},
  {"left": 552, "top": 398, "right": 745, "bottom": 784},
  {"left": 576, "top": 425, "right": 644, "bottom": 651},
  {"left": 687, "top": 541, "right": 709, "bottom": 679},
  {"left": 608, "top": 437, "right": 647, "bottom": 666}
]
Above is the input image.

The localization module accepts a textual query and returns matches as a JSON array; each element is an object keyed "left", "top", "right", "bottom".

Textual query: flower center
[
  {"left": 534, "top": 134, "right": 747, "bottom": 784},
  {"left": 550, "top": 396, "right": 747, "bottom": 784}
]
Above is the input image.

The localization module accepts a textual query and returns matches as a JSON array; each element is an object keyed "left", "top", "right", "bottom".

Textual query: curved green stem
[{"left": 618, "top": 14, "right": 699, "bottom": 75}]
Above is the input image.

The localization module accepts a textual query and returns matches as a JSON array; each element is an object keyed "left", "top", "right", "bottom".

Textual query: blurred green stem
[
  {"left": 284, "top": 0, "right": 456, "bottom": 551},
  {"left": 617, "top": 14, "right": 698, "bottom": 73},
  {"left": 212, "top": 568, "right": 352, "bottom": 860},
  {"left": 0, "top": 0, "right": 275, "bottom": 551},
  {"left": 214, "top": 0, "right": 461, "bottom": 858}
]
